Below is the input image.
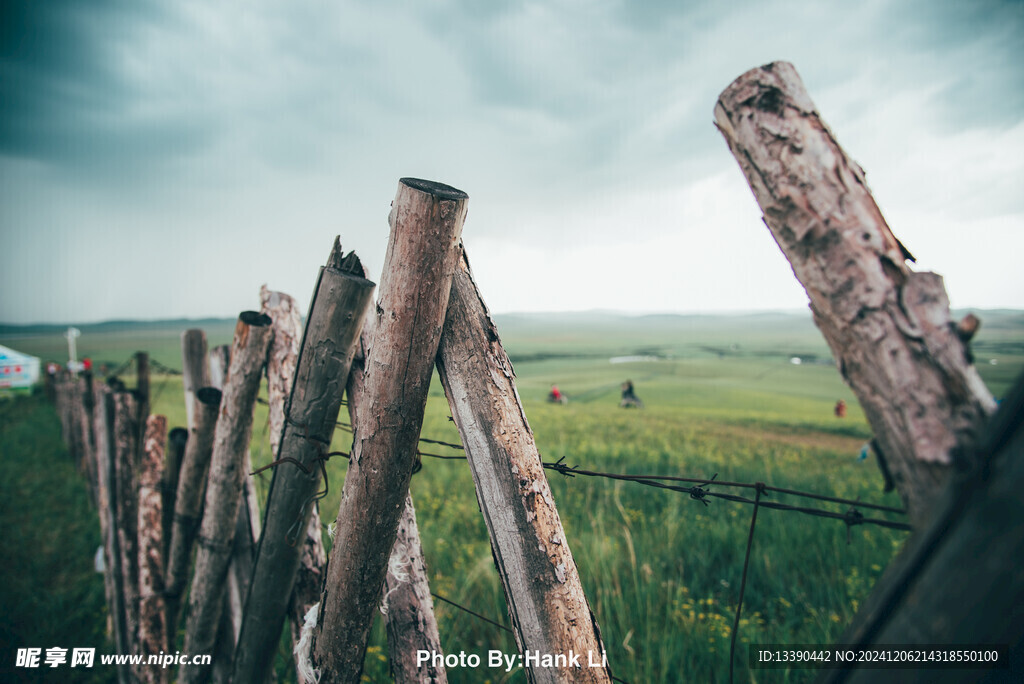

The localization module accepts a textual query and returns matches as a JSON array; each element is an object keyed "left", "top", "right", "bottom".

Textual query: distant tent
[{"left": 0, "top": 345, "right": 41, "bottom": 390}]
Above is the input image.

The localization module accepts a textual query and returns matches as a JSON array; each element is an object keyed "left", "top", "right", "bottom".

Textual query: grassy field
[{"left": 1, "top": 310, "right": 1021, "bottom": 682}]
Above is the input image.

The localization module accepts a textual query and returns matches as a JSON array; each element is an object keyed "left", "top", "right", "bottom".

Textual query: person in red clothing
[{"left": 548, "top": 384, "right": 567, "bottom": 404}]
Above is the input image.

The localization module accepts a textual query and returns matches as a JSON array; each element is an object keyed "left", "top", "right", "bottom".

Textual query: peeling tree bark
[
  {"left": 232, "top": 239, "right": 374, "bottom": 684},
  {"left": 137, "top": 415, "right": 169, "bottom": 684},
  {"left": 714, "top": 61, "right": 996, "bottom": 526},
  {"left": 436, "top": 249, "right": 611, "bottom": 684},
  {"left": 383, "top": 495, "right": 447, "bottom": 684},
  {"left": 313, "top": 179, "right": 468, "bottom": 683},
  {"left": 179, "top": 311, "right": 273, "bottom": 684}
]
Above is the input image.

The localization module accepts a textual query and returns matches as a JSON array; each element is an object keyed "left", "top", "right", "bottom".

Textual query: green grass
[
  {"left": 0, "top": 392, "right": 113, "bottom": 683},
  {"left": 1, "top": 311, "right": 1021, "bottom": 683}
]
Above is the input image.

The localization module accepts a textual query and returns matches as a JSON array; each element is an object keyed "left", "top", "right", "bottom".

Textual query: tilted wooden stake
[
  {"left": 179, "top": 311, "right": 273, "bottom": 684},
  {"left": 137, "top": 414, "right": 169, "bottom": 684},
  {"left": 164, "top": 386, "right": 222, "bottom": 632},
  {"left": 259, "top": 285, "right": 333, "bottom": 683},
  {"left": 714, "top": 61, "right": 996, "bottom": 526},
  {"left": 231, "top": 240, "right": 374, "bottom": 684},
  {"left": 314, "top": 178, "right": 468, "bottom": 683},
  {"left": 161, "top": 428, "right": 187, "bottom": 567},
  {"left": 112, "top": 391, "right": 141, "bottom": 658},
  {"left": 346, "top": 321, "right": 448, "bottom": 684},
  {"left": 181, "top": 330, "right": 210, "bottom": 431},
  {"left": 437, "top": 249, "right": 611, "bottom": 684},
  {"left": 94, "top": 384, "right": 130, "bottom": 684},
  {"left": 824, "top": 375, "right": 1024, "bottom": 683}
]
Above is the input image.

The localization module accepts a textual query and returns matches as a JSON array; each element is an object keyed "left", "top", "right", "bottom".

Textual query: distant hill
[{"left": 1, "top": 309, "right": 1020, "bottom": 372}]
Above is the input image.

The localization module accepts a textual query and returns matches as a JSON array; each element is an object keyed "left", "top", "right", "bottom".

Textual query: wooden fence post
[
  {"left": 206, "top": 341, "right": 262, "bottom": 684},
  {"left": 94, "top": 383, "right": 131, "bottom": 684},
  {"left": 208, "top": 345, "right": 231, "bottom": 393},
  {"left": 182, "top": 330, "right": 210, "bottom": 431},
  {"left": 136, "top": 351, "right": 150, "bottom": 429},
  {"left": 344, "top": 319, "right": 448, "bottom": 684},
  {"left": 259, "top": 285, "right": 332, "bottom": 683},
  {"left": 820, "top": 373, "right": 1024, "bottom": 683},
  {"left": 231, "top": 240, "right": 375, "bottom": 684},
  {"left": 137, "top": 414, "right": 170, "bottom": 684},
  {"left": 383, "top": 496, "right": 447, "bottom": 684},
  {"left": 165, "top": 386, "right": 223, "bottom": 632},
  {"left": 714, "top": 61, "right": 996, "bottom": 526},
  {"left": 162, "top": 428, "right": 188, "bottom": 565},
  {"left": 436, "top": 248, "right": 612, "bottom": 684},
  {"left": 313, "top": 179, "right": 468, "bottom": 683},
  {"left": 179, "top": 312, "right": 273, "bottom": 684},
  {"left": 112, "top": 391, "right": 142, "bottom": 660}
]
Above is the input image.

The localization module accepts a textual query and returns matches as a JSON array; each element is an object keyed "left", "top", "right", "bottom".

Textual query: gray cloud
[{"left": 1, "top": 0, "right": 1021, "bottom": 323}]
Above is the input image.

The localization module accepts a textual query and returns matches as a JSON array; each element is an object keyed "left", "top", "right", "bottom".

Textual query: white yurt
[{"left": 0, "top": 344, "right": 41, "bottom": 390}]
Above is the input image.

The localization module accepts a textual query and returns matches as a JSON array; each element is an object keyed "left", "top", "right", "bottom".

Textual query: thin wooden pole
[
  {"left": 714, "top": 61, "right": 996, "bottom": 527},
  {"left": 436, "top": 248, "right": 611, "bottom": 684},
  {"left": 313, "top": 179, "right": 468, "bottom": 683},
  {"left": 137, "top": 414, "right": 169, "bottom": 684},
  {"left": 112, "top": 391, "right": 141, "bottom": 659},
  {"left": 182, "top": 330, "right": 210, "bottom": 431},
  {"left": 136, "top": 351, "right": 150, "bottom": 430},
  {"left": 179, "top": 311, "right": 273, "bottom": 684},
  {"left": 165, "top": 386, "right": 222, "bottom": 632},
  {"left": 206, "top": 341, "right": 258, "bottom": 684},
  {"left": 162, "top": 428, "right": 188, "bottom": 565},
  {"left": 94, "top": 383, "right": 130, "bottom": 684},
  {"left": 232, "top": 240, "right": 375, "bottom": 684}
]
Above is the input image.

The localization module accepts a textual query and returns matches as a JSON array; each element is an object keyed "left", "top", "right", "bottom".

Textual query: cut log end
[
  {"left": 196, "top": 387, "right": 223, "bottom": 406},
  {"left": 239, "top": 311, "right": 273, "bottom": 327},
  {"left": 169, "top": 427, "right": 189, "bottom": 448},
  {"left": 399, "top": 177, "right": 469, "bottom": 201}
]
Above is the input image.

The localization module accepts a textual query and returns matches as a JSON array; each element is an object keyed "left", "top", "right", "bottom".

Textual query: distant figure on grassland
[
  {"left": 548, "top": 384, "right": 567, "bottom": 404},
  {"left": 620, "top": 380, "right": 644, "bottom": 409},
  {"left": 834, "top": 399, "right": 847, "bottom": 418}
]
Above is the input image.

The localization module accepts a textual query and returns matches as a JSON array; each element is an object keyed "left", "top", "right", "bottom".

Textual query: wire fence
[{"left": 102, "top": 354, "right": 910, "bottom": 682}]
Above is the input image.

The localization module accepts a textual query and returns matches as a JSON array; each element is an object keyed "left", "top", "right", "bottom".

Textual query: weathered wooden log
[
  {"left": 208, "top": 345, "right": 231, "bottom": 394},
  {"left": 182, "top": 329, "right": 210, "bottom": 431},
  {"left": 232, "top": 240, "right": 374, "bottom": 684},
  {"left": 383, "top": 495, "right": 448, "bottom": 684},
  {"left": 341, "top": 318, "right": 447, "bottom": 684},
  {"left": 178, "top": 311, "right": 273, "bottom": 684},
  {"left": 112, "top": 391, "right": 141, "bottom": 657},
  {"left": 79, "top": 371, "right": 99, "bottom": 507},
  {"left": 136, "top": 351, "right": 150, "bottom": 431},
  {"left": 437, "top": 248, "right": 611, "bottom": 684},
  {"left": 259, "top": 285, "right": 333, "bottom": 684},
  {"left": 820, "top": 373, "right": 1024, "bottom": 683},
  {"left": 313, "top": 179, "right": 468, "bottom": 683},
  {"left": 165, "top": 386, "right": 222, "bottom": 632},
  {"left": 162, "top": 428, "right": 188, "bottom": 565},
  {"left": 206, "top": 342, "right": 259, "bottom": 684},
  {"left": 714, "top": 61, "right": 996, "bottom": 526},
  {"left": 137, "top": 414, "right": 169, "bottom": 684},
  {"left": 94, "top": 383, "right": 130, "bottom": 684}
]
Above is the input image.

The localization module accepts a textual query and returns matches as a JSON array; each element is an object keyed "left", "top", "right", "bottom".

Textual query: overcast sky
[{"left": 2, "top": 0, "right": 1022, "bottom": 324}]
